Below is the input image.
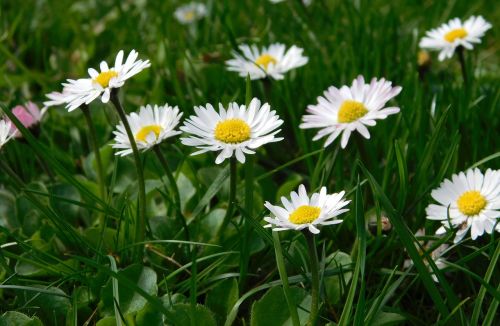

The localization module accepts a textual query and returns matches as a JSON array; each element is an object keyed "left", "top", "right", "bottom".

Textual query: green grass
[{"left": 0, "top": 0, "right": 499, "bottom": 325}]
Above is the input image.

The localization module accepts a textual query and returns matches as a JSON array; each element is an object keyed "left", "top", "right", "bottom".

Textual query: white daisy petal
[
  {"left": 174, "top": 2, "right": 207, "bottom": 24},
  {"left": 181, "top": 98, "right": 283, "bottom": 164},
  {"left": 62, "top": 50, "right": 150, "bottom": 111},
  {"left": 225, "top": 43, "right": 308, "bottom": 80},
  {"left": 0, "top": 120, "right": 15, "bottom": 149},
  {"left": 419, "top": 16, "right": 492, "bottom": 61},
  {"left": 426, "top": 168, "right": 500, "bottom": 242},
  {"left": 301, "top": 76, "right": 401, "bottom": 149},
  {"left": 112, "top": 103, "right": 183, "bottom": 156},
  {"left": 264, "top": 185, "right": 350, "bottom": 234}
]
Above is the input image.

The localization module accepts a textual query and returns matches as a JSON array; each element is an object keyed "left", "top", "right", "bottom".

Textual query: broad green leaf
[
  {"left": 371, "top": 311, "right": 406, "bottom": 326},
  {"left": 206, "top": 278, "right": 239, "bottom": 325},
  {"left": 168, "top": 303, "right": 217, "bottom": 326},
  {"left": 23, "top": 286, "right": 71, "bottom": 325},
  {"left": 0, "top": 311, "right": 43, "bottom": 326},
  {"left": 324, "top": 251, "right": 352, "bottom": 304},
  {"left": 100, "top": 264, "right": 158, "bottom": 316},
  {"left": 250, "top": 286, "right": 311, "bottom": 326}
]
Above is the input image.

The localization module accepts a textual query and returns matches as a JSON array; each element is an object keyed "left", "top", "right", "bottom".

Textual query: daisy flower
[
  {"left": 174, "top": 2, "right": 207, "bottom": 24},
  {"left": 112, "top": 103, "right": 183, "bottom": 156},
  {"left": 43, "top": 90, "right": 71, "bottom": 109},
  {"left": 419, "top": 16, "right": 492, "bottom": 61},
  {"left": 264, "top": 184, "right": 350, "bottom": 234},
  {"left": 403, "top": 229, "right": 449, "bottom": 282},
  {"left": 270, "top": 0, "right": 312, "bottom": 5},
  {"left": 62, "top": 49, "right": 150, "bottom": 111},
  {"left": 300, "top": 75, "right": 402, "bottom": 148},
  {"left": 0, "top": 119, "right": 15, "bottom": 150},
  {"left": 426, "top": 168, "right": 500, "bottom": 243},
  {"left": 180, "top": 98, "right": 283, "bottom": 164},
  {"left": 8, "top": 102, "right": 45, "bottom": 138},
  {"left": 225, "top": 43, "right": 308, "bottom": 80}
]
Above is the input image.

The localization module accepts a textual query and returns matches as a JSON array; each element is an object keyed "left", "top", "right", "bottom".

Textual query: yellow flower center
[
  {"left": 214, "top": 119, "right": 251, "bottom": 144},
  {"left": 418, "top": 51, "right": 431, "bottom": 67},
  {"left": 255, "top": 54, "right": 277, "bottom": 70},
  {"left": 289, "top": 205, "right": 321, "bottom": 224},
  {"left": 456, "top": 191, "right": 487, "bottom": 216},
  {"left": 94, "top": 70, "right": 118, "bottom": 88},
  {"left": 135, "top": 125, "right": 163, "bottom": 142},
  {"left": 444, "top": 28, "right": 468, "bottom": 43},
  {"left": 184, "top": 10, "right": 195, "bottom": 21},
  {"left": 337, "top": 100, "right": 368, "bottom": 123}
]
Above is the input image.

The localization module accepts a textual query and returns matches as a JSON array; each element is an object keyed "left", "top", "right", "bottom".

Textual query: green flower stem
[
  {"left": 81, "top": 105, "right": 106, "bottom": 225},
  {"left": 110, "top": 90, "right": 146, "bottom": 255},
  {"left": 273, "top": 232, "right": 300, "bottom": 326},
  {"left": 153, "top": 145, "right": 181, "bottom": 212},
  {"left": 456, "top": 46, "right": 468, "bottom": 85},
  {"left": 219, "top": 156, "right": 237, "bottom": 238},
  {"left": 305, "top": 231, "right": 320, "bottom": 326},
  {"left": 240, "top": 155, "right": 254, "bottom": 291},
  {"left": 153, "top": 145, "right": 191, "bottom": 253}
]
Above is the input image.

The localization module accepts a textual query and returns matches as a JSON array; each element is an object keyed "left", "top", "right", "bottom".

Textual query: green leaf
[
  {"left": 324, "top": 251, "right": 352, "bottom": 304},
  {"left": 169, "top": 303, "right": 217, "bottom": 326},
  {"left": 0, "top": 311, "right": 43, "bottom": 326},
  {"left": 250, "top": 286, "right": 311, "bottom": 326},
  {"left": 275, "top": 174, "right": 303, "bottom": 202},
  {"left": 177, "top": 173, "right": 196, "bottom": 211},
  {"left": 206, "top": 278, "right": 239, "bottom": 325},
  {"left": 370, "top": 311, "right": 406, "bottom": 326},
  {"left": 100, "top": 264, "right": 158, "bottom": 316},
  {"left": 23, "top": 286, "right": 71, "bottom": 325}
]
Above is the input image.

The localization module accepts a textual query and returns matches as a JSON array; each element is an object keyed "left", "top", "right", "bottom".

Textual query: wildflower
[
  {"left": 7, "top": 102, "right": 45, "bottom": 138},
  {"left": 174, "top": 2, "right": 207, "bottom": 24},
  {"left": 0, "top": 120, "right": 15, "bottom": 150},
  {"left": 264, "top": 184, "right": 350, "bottom": 234},
  {"left": 270, "top": 0, "right": 312, "bottom": 6},
  {"left": 180, "top": 98, "right": 283, "bottom": 164},
  {"left": 419, "top": 16, "right": 492, "bottom": 61},
  {"left": 112, "top": 103, "right": 183, "bottom": 156},
  {"left": 226, "top": 43, "right": 308, "bottom": 80},
  {"left": 404, "top": 229, "right": 449, "bottom": 282},
  {"left": 426, "top": 168, "right": 500, "bottom": 243},
  {"left": 62, "top": 50, "right": 150, "bottom": 111},
  {"left": 300, "top": 75, "right": 402, "bottom": 148}
]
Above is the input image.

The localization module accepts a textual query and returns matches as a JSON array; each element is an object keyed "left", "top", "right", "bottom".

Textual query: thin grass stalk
[
  {"left": 109, "top": 90, "right": 146, "bottom": 257},
  {"left": 153, "top": 145, "right": 181, "bottom": 213},
  {"left": 471, "top": 239, "right": 500, "bottom": 324},
  {"left": 219, "top": 156, "right": 237, "bottom": 237},
  {"left": 305, "top": 231, "right": 320, "bottom": 325},
  {"left": 272, "top": 232, "right": 300, "bottom": 326},
  {"left": 81, "top": 105, "right": 106, "bottom": 226},
  {"left": 153, "top": 145, "right": 191, "bottom": 256}
]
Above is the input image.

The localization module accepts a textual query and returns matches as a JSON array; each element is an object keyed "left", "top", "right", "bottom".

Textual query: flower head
[
  {"left": 180, "top": 98, "right": 283, "bottom": 164},
  {"left": 0, "top": 119, "right": 15, "bottom": 150},
  {"left": 8, "top": 102, "right": 44, "bottom": 138},
  {"left": 62, "top": 50, "right": 150, "bottom": 111},
  {"left": 226, "top": 43, "right": 308, "bottom": 80},
  {"left": 426, "top": 168, "right": 500, "bottom": 243},
  {"left": 112, "top": 103, "right": 183, "bottom": 156},
  {"left": 174, "top": 2, "right": 207, "bottom": 24},
  {"left": 403, "top": 229, "right": 449, "bottom": 282},
  {"left": 419, "top": 16, "right": 492, "bottom": 61},
  {"left": 264, "top": 184, "right": 350, "bottom": 234},
  {"left": 270, "top": 0, "right": 312, "bottom": 5},
  {"left": 300, "top": 75, "right": 402, "bottom": 148}
]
